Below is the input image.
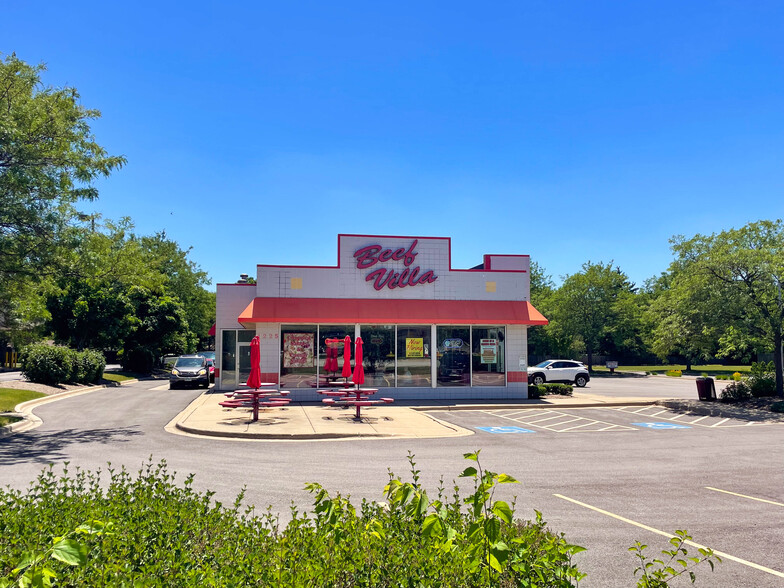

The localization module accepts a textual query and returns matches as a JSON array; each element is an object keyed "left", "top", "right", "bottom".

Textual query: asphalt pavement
[{"left": 1, "top": 375, "right": 781, "bottom": 587}]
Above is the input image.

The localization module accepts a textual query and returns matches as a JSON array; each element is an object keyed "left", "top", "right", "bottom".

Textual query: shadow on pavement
[{"left": 0, "top": 426, "right": 143, "bottom": 465}]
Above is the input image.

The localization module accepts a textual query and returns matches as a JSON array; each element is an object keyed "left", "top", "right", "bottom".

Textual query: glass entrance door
[{"left": 238, "top": 343, "right": 252, "bottom": 386}]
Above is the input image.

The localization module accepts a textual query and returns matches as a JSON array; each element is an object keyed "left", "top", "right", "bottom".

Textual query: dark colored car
[{"left": 170, "top": 355, "right": 210, "bottom": 389}]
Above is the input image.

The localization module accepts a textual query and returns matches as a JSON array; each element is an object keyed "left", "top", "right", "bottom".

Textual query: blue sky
[{"left": 4, "top": 1, "right": 783, "bottom": 289}]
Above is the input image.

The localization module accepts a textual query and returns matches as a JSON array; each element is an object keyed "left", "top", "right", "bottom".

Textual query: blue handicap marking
[
  {"left": 476, "top": 426, "right": 535, "bottom": 434},
  {"left": 633, "top": 422, "right": 691, "bottom": 430}
]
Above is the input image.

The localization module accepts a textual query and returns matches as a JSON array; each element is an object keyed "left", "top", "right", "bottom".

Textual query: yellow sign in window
[{"left": 406, "top": 338, "right": 424, "bottom": 358}]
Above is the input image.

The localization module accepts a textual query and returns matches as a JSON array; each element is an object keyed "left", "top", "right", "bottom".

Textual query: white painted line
[
  {"left": 554, "top": 494, "right": 784, "bottom": 579},
  {"left": 710, "top": 418, "right": 730, "bottom": 427},
  {"left": 150, "top": 383, "right": 170, "bottom": 391},
  {"left": 668, "top": 414, "right": 685, "bottom": 420},
  {"left": 690, "top": 416, "right": 710, "bottom": 423},
  {"left": 549, "top": 417, "right": 583, "bottom": 427},
  {"left": 649, "top": 409, "right": 668, "bottom": 416},
  {"left": 559, "top": 422, "right": 596, "bottom": 432},
  {"left": 705, "top": 487, "right": 784, "bottom": 508},
  {"left": 524, "top": 415, "right": 567, "bottom": 424}
]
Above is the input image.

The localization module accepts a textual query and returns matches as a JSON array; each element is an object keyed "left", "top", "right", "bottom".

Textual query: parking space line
[
  {"left": 560, "top": 422, "right": 596, "bottom": 431},
  {"left": 487, "top": 409, "right": 637, "bottom": 433},
  {"left": 649, "top": 409, "right": 668, "bottom": 416},
  {"left": 554, "top": 494, "right": 784, "bottom": 579},
  {"left": 705, "top": 487, "right": 784, "bottom": 508},
  {"left": 523, "top": 415, "right": 564, "bottom": 424},
  {"left": 690, "top": 416, "right": 709, "bottom": 423},
  {"left": 710, "top": 418, "right": 730, "bottom": 427}
]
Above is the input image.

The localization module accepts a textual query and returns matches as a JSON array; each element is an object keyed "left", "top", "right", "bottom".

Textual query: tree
[
  {"left": 0, "top": 54, "right": 124, "bottom": 343},
  {"left": 547, "top": 262, "right": 637, "bottom": 370},
  {"left": 667, "top": 220, "right": 784, "bottom": 397}
]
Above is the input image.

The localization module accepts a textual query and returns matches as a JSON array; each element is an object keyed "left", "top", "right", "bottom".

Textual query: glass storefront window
[
  {"left": 436, "top": 326, "right": 471, "bottom": 387},
  {"left": 221, "top": 330, "right": 237, "bottom": 389},
  {"left": 472, "top": 326, "right": 505, "bottom": 386},
  {"left": 280, "top": 325, "right": 318, "bottom": 389},
  {"left": 221, "top": 329, "right": 255, "bottom": 389},
  {"left": 359, "top": 325, "right": 395, "bottom": 387},
  {"left": 396, "top": 325, "right": 431, "bottom": 388},
  {"left": 318, "top": 325, "right": 353, "bottom": 386}
]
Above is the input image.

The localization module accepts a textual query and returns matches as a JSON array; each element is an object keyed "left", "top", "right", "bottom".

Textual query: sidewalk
[{"left": 167, "top": 390, "right": 657, "bottom": 441}]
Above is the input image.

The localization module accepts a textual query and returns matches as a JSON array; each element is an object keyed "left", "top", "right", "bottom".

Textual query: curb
[{"left": 0, "top": 378, "right": 140, "bottom": 437}]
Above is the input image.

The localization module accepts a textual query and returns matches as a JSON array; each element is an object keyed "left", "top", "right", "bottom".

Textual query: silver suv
[
  {"left": 169, "top": 355, "right": 210, "bottom": 389},
  {"left": 528, "top": 360, "right": 590, "bottom": 387}
]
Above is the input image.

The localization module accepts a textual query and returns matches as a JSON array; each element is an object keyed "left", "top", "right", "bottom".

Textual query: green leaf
[
  {"left": 51, "top": 538, "right": 87, "bottom": 566},
  {"left": 491, "top": 500, "right": 514, "bottom": 525},
  {"left": 459, "top": 467, "right": 477, "bottom": 478},
  {"left": 463, "top": 451, "right": 480, "bottom": 462}
]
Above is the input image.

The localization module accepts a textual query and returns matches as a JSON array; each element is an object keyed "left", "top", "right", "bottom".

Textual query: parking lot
[
  {"left": 2, "top": 377, "right": 782, "bottom": 586},
  {"left": 430, "top": 404, "right": 776, "bottom": 435}
]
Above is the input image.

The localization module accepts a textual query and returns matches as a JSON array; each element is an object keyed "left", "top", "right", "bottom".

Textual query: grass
[
  {"left": 0, "top": 388, "right": 46, "bottom": 412},
  {"left": 0, "top": 388, "right": 45, "bottom": 427},
  {"left": 592, "top": 364, "right": 751, "bottom": 375},
  {"left": 101, "top": 372, "right": 137, "bottom": 383}
]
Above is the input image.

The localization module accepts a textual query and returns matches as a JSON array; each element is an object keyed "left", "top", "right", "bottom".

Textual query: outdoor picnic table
[
  {"left": 221, "top": 386, "right": 290, "bottom": 421},
  {"left": 319, "top": 387, "right": 393, "bottom": 419}
]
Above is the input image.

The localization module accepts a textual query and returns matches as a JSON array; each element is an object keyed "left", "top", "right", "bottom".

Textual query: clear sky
[{"left": 3, "top": 1, "right": 783, "bottom": 289}]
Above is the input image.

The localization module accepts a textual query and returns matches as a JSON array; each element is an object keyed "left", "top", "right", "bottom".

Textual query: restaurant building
[{"left": 215, "top": 234, "right": 547, "bottom": 400}]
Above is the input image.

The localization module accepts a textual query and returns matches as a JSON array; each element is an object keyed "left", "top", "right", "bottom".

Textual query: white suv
[{"left": 528, "top": 360, "right": 590, "bottom": 387}]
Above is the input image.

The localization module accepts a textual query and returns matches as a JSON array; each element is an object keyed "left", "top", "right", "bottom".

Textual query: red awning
[
  {"left": 238, "top": 298, "right": 548, "bottom": 326},
  {"left": 208, "top": 323, "right": 216, "bottom": 336}
]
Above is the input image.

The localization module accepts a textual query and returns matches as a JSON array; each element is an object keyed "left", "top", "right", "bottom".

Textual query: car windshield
[
  {"left": 534, "top": 361, "right": 553, "bottom": 368},
  {"left": 175, "top": 358, "right": 203, "bottom": 368},
  {"left": 198, "top": 351, "right": 215, "bottom": 360}
]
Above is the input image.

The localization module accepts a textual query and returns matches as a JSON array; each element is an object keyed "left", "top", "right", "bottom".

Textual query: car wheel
[
  {"left": 575, "top": 375, "right": 588, "bottom": 387},
  {"left": 532, "top": 374, "right": 545, "bottom": 386}
]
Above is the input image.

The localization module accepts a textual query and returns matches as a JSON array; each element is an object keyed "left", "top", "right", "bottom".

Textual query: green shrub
[
  {"left": 665, "top": 369, "right": 682, "bottom": 377},
  {"left": 20, "top": 344, "right": 72, "bottom": 385},
  {"left": 528, "top": 383, "right": 573, "bottom": 398},
  {"left": 20, "top": 344, "right": 105, "bottom": 385},
  {"left": 0, "top": 455, "right": 588, "bottom": 587},
  {"left": 720, "top": 380, "right": 751, "bottom": 403},
  {"left": 748, "top": 361, "right": 776, "bottom": 397},
  {"left": 771, "top": 401, "right": 784, "bottom": 413}
]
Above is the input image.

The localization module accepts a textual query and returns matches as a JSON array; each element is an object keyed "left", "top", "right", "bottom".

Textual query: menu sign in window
[
  {"left": 480, "top": 339, "right": 498, "bottom": 364},
  {"left": 406, "top": 338, "right": 424, "bottom": 358},
  {"left": 283, "top": 333, "right": 315, "bottom": 368}
]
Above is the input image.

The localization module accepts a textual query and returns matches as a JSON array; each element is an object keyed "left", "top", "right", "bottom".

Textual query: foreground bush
[
  {"left": 720, "top": 380, "right": 751, "bottom": 403},
  {"left": 0, "top": 456, "right": 585, "bottom": 587},
  {"left": 20, "top": 344, "right": 105, "bottom": 385},
  {"left": 0, "top": 456, "right": 720, "bottom": 587}
]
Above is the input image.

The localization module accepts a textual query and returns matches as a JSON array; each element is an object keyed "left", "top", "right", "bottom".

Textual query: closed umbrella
[
  {"left": 247, "top": 335, "right": 262, "bottom": 389},
  {"left": 352, "top": 336, "right": 364, "bottom": 386},
  {"left": 341, "top": 335, "right": 352, "bottom": 380}
]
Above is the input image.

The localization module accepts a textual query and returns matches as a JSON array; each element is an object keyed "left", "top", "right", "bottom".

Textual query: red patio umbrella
[
  {"left": 352, "top": 336, "right": 365, "bottom": 386},
  {"left": 341, "top": 335, "right": 352, "bottom": 379},
  {"left": 246, "top": 335, "right": 262, "bottom": 389}
]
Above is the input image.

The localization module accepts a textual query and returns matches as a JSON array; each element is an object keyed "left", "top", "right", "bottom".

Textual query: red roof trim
[{"left": 237, "top": 298, "right": 548, "bottom": 326}]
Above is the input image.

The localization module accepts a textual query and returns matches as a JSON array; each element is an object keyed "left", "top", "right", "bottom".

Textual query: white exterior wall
[{"left": 215, "top": 235, "right": 539, "bottom": 399}]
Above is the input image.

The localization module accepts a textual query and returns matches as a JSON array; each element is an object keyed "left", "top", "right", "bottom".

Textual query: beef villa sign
[{"left": 353, "top": 239, "right": 438, "bottom": 291}]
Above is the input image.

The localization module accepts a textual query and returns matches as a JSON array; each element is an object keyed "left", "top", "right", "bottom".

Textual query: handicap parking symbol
[
  {"left": 632, "top": 422, "right": 691, "bottom": 430},
  {"left": 476, "top": 426, "right": 535, "bottom": 434}
]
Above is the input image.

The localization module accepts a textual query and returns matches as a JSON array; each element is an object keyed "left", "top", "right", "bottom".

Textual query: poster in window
[
  {"left": 480, "top": 339, "right": 498, "bottom": 364},
  {"left": 406, "top": 338, "right": 424, "bottom": 358},
  {"left": 283, "top": 333, "right": 315, "bottom": 368}
]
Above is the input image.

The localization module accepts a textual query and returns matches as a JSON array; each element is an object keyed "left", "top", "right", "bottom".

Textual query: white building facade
[{"left": 215, "top": 234, "right": 547, "bottom": 400}]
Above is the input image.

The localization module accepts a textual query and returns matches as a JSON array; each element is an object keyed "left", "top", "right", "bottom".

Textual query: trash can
[{"left": 696, "top": 376, "right": 716, "bottom": 401}]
